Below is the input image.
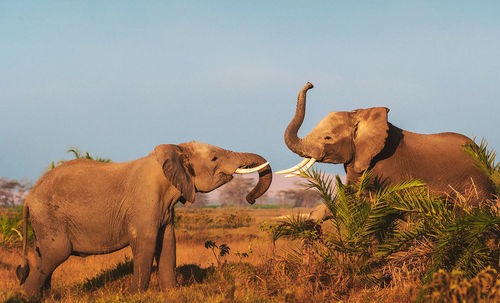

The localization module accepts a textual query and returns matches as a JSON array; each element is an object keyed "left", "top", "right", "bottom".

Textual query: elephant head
[
  {"left": 154, "top": 141, "right": 272, "bottom": 204},
  {"left": 280, "top": 82, "right": 389, "bottom": 175}
]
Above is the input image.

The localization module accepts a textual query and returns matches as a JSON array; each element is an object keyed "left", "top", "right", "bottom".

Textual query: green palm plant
[
  {"left": 273, "top": 213, "right": 321, "bottom": 242},
  {"left": 67, "top": 146, "right": 112, "bottom": 163},
  {"left": 429, "top": 209, "right": 500, "bottom": 279},
  {"left": 49, "top": 147, "right": 111, "bottom": 169},
  {"left": 370, "top": 185, "right": 499, "bottom": 280},
  {"left": 303, "top": 170, "right": 426, "bottom": 281},
  {"left": 271, "top": 165, "right": 499, "bottom": 287},
  {"left": 463, "top": 138, "right": 500, "bottom": 194}
]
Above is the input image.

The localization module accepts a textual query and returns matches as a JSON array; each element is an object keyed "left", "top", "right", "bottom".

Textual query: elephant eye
[
  {"left": 324, "top": 136, "right": 332, "bottom": 140},
  {"left": 211, "top": 156, "right": 218, "bottom": 162}
]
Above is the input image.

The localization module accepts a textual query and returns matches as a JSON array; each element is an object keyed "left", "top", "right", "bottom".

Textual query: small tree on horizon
[
  {"left": 218, "top": 175, "right": 255, "bottom": 207},
  {"left": 0, "top": 178, "right": 32, "bottom": 206},
  {"left": 277, "top": 186, "right": 322, "bottom": 208}
]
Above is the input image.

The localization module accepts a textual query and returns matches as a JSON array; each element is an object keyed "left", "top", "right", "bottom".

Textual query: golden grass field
[
  {"left": 0, "top": 208, "right": 330, "bottom": 302},
  {"left": 1, "top": 207, "right": 498, "bottom": 302}
]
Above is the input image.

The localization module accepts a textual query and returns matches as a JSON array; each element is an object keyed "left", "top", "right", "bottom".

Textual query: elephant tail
[{"left": 16, "top": 203, "right": 30, "bottom": 285}]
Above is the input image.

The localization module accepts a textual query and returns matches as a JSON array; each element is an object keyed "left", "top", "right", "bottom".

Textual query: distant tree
[
  {"left": 253, "top": 189, "right": 276, "bottom": 205},
  {"left": 277, "top": 186, "right": 321, "bottom": 208},
  {"left": 0, "top": 178, "right": 32, "bottom": 206},
  {"left": 218, "top": 175, "right": 255, "bottom": 207}
]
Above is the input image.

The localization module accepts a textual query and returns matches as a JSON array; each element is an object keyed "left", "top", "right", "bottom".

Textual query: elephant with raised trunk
[
  {"left": 17, "top": 141, "right": 272, "bottom": 296},
  {"left": 278, "top": 82, "right": 496, "bottom": 203}
]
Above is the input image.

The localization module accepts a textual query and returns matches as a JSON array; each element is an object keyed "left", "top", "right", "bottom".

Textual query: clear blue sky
[{"left": 1, "top": 1, "right": 499, "bottom": 181}]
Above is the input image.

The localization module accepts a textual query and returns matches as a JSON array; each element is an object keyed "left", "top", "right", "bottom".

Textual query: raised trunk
[
  {"left": 236, "top": 153, "right": 273, "bottom": 204},
  {"left": 284, "top": 82, "right": 314, "bottom": 157}
]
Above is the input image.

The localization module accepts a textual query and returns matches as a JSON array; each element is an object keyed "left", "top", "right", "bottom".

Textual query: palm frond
[
  {"left": 362, "top": 201, "right": 403, "bottom": 241},
  {"left": 67, "top": 146, "right": 82, "bottom": 159},
  {"left": 376, "top": 179, "right": 426, "bottom": 201},
  {"left": 389, "top": 189, "right": 453, "bottom": 227},
  {"left": 302, "top": 169, "right": 336, "bottom": 205},
  {"left": 67, "top": 147, "right": 111, "bottom": 162},
  {"left": 463, "top": 138, "right": 499, "bottom": 175},
  {"left": 376, "top": 222, "right": 429, "bottom": 257},
  {"left": 428, "top": 210, "right": 500, "bottom": 279},
  {"left": 272, "top": 214, "right": 321, "bottom": 241},
  {"left": 356, "top": 170, "right": 373, "bottom": 196},
  {"left": 95, "top": 156, "right": 112, "bottom": 163},
  {"left": 463, "top": 138, "right": 500, "bottom": 193}
]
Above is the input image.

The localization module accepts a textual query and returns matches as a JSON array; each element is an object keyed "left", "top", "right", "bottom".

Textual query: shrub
[
  {"left": 423, "top": 267, "right": 500, "bottom": 302},
  {"left": 266, "top": 164, "right": 499, "bottom": 297},
  {"left": 175, "top": 210, "right": 253, "bottom": 230}
]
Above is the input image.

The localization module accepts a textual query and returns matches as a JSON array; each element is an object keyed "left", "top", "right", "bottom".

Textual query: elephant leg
[
  {"left": 24, "top": 234, "right": 71, "bottom": 297},
  {"left": 130, "top": 233, "right": 157, "bottom": 293},
  {"left": 157, "top": 223, "right": 176, "bottom": 289}
]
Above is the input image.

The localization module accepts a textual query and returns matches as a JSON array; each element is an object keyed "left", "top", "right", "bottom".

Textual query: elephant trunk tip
[
  {"left": 246, "top": 195, "right": 256, "bottom": 204},
  {"left": 304, "top": 82, "right": 314, "bottom": 90},
  {"left": 245, "top": 166, "right": 272, "bottom": 205},
  {"left": 235, "top": 152, "right": 272, "bottom": 205}
]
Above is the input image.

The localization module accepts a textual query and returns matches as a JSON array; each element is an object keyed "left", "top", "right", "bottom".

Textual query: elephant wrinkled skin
[
  {"left": 281, "top": 82, "right": 496, "bottom": 204},
  {"left": 16, "top": 141, "right": 272, "bottom": 296}
]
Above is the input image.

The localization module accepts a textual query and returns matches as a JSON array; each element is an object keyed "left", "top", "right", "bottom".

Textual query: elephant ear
[
  {"left": 352, "top": 107, "right": 390, "bottom": 173},
  {"left": 154, "top": 144, "right": 195, "bottom": 203}
]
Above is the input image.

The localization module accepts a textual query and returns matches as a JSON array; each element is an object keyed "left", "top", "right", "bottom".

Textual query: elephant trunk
[
  {"left": 236, "top": 153, "right": 272, "bottom": 204},
  {"left": 284, "top": 82, "right": 315, "bottom": 158}
]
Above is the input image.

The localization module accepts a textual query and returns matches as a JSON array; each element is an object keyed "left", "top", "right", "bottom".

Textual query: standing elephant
[
  {"left": 16, "top": 141, "right": 272, "bottom": 296},
  {"left": 278, "top": 82, "right": 496, "bottom": 204}
]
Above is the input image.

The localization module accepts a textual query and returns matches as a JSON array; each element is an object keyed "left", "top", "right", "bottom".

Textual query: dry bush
[
  {"left": 423, "top": 267, "right": 500, "bottom": 302},
  {"left": 175, "top": 209, "right": 253, "bottom": 230}
]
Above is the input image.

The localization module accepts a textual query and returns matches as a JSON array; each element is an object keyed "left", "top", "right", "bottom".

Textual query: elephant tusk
[
  {"left": 283, "top": 158, "right": 316, "bottom": 178},
  {"left": 234, "top": 162, "right": 269, "bottom": 174},
  {"left": 275, "top": 158, "right": 310, "bottom": 174}
]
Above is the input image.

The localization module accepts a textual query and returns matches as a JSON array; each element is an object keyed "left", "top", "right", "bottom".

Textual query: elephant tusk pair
[
  {"left": 275, "top": 158, "right": 316, "bottom": 177},
  {"left": 234, "top": 162, "right": 270, "bottom": 174}
]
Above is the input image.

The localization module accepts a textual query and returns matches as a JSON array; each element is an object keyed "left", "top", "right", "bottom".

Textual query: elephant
[
  {"left": 277, "top": 82, "right": 496, "bottom": 205},
  {"left": 16, "top": 141, "right": 272, "bottom": 296}
]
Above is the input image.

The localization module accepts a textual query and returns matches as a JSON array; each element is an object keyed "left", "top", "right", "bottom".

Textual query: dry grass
[
  {"left": 0, "top": 208, "right": 302, "bottom": 302},
  {"left": 1, "top": 207, "right": 498, "bottom": 302}
]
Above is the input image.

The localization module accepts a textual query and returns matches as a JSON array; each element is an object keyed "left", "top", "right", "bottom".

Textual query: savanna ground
[
  {"left": 1, "top": 207, "right": 339, "bottom": 302},
  {"left": 1, "top": 205, "right": 499, "bottom": 303}
]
